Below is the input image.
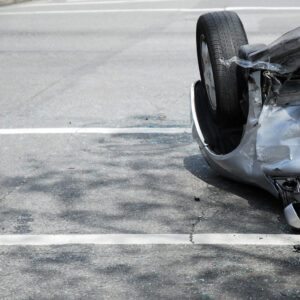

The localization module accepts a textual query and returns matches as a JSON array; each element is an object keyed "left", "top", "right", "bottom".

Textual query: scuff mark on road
[{"left": 0, "top": 178, "right": 27, "bottom": 203}]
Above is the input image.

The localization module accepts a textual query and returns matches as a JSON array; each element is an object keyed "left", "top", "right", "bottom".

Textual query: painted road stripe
[
  {"left": 0, "top": 127, "right": 190, "bottom": 135},
  {"left": 65, "top": 0, "right": 174, "bottom": 2},
  {"left": 0, "top": 234, "right": 299, "bottom": 245},
  {"left": 0, "top": 8, "right": 223, "bottom": 15},
  {"left": 1, "top": 7, "right": 300, "bottom": 15},
  {"left": 22, "top": 0, "right": 177, "bottom": 7},
  {"left": 228, "top": 6, "right": 300, "bottom": 11}
]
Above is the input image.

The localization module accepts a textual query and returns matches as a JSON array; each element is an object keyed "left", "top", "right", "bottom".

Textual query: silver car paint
[
  {"left": 191, "top": 71, "right": 300, "bottom": 228},
  {"left": 191, "top": 71, "right": 279, "bottom": 196}
]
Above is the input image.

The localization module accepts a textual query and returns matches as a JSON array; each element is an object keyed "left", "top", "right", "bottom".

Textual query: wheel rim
[{"left": 201, "top": 40, "right": 217, "bottom": 111}]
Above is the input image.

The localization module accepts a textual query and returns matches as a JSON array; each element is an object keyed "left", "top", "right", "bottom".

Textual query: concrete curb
[{"left": 0, "top": 0, "right": 31, "bottom": 6}]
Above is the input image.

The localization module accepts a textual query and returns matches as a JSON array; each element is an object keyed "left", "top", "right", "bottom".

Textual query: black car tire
[{"left": 196, "top": 11, "right": 248, "bottom": 126}]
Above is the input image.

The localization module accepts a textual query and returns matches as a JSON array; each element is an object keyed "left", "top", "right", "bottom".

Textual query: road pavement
[{"left": 0, "top": 0, "right": 299, "bottom": 299}]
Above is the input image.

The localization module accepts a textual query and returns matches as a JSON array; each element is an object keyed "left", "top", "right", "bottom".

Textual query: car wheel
[{"left": 196, "top": 11, "right": 248, "bottom": 127}]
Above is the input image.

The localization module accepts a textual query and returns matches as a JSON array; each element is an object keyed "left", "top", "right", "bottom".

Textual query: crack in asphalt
[{"left": 189, "top": 214, "right": 204, "bottom": 244}]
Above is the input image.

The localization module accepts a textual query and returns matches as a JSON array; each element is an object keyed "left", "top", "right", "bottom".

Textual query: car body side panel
[{"left": 190, "top": 72, "right": 279, "bottom": 197}]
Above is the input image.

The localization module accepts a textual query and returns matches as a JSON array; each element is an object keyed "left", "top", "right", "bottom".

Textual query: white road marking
[
  {"left": 0, "top": 234, "right": 299, "bottom": 245},
  {"left": 21, "top": 0, "right": 177, "bottom": 7},
  {"left": 0, "top": 127, "right": 190, "bottom": 135},
  {"left": 229, "top": 6, "right": 300, "bottom": 11},
  {"left": 0, "top": 8, "right": 222, "bottom": 15},
  {"left": 0, "top": 7, "right": 300, "bottom": 15}
]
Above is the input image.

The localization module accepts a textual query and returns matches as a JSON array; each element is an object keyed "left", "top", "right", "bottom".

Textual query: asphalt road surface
[{"left": 0, "top": 0, "right": 300, "bottom": 299}]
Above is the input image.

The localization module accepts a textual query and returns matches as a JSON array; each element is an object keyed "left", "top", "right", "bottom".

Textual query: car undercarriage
[{"left": 191, "top": 12, "right": 300, "bottom": 228}]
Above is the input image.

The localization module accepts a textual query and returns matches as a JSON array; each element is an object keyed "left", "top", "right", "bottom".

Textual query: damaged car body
[{"left": 191, "top": 11, "right": 300, "bottom": 228}]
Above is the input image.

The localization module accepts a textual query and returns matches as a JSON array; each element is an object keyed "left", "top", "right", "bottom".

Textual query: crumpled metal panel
[
  {"left": 220, "top": 27, "right": 300, "bottom": 74},
  {"left": 191, "top": 26, "right": 300, "bottom": 227},
  {"left": 191, "top": 70, "right": 300, "bottom": 196},
  {"left": 190, "top": 71, "right": 279, "bottom": 197},
  {"left": 257, "top": 104, "right": 300, "bottom": 176}
]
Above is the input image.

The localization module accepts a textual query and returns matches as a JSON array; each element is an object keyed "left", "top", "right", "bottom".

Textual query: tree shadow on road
[
  {"left": 183, "top": 154, "right": 289, "bottom": 233},
  {"left": 3, "top": 244, "right": 300, "bottom": 299}
]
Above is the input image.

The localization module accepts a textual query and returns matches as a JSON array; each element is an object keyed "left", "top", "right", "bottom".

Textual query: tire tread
[{"left": 196, "top": 11, "right": 248, "bottom": 126}]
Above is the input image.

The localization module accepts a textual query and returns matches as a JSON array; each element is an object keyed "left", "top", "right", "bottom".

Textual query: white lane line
[
  {"left": 65, "top": 0, "right": 173, "bottom": 2},
  {"left": 1, "top": 7, "right": 300, "bottom": 15},
  {"left": 229, "top": 6, "right": 300, "bottom": 11},
  {"left": 0, "top": 8, "right": 222, "bottom": 15},
  {"left": 0, "top": 234, "right": 299, "bottom": 245},
  {"left": 21, "top": 0, "right": 177, "bottom": 7},
  {"left": 0, "top": 127, "right": 191, "bottom": 135}
]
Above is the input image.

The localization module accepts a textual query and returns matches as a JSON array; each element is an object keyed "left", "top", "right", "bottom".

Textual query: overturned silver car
[{"left": 191, "top": 11, "right": 300, "bottom": 229}]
